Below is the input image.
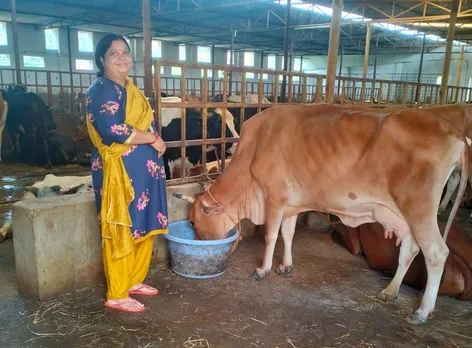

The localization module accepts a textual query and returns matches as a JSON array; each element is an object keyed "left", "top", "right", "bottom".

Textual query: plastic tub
[{"left": 164, "top": 220, "right": 239, "bottom": 279}]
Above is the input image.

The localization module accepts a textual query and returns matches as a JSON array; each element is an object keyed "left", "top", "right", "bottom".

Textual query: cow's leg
[
  {"left": 253, "top": 205, "right": 284, "bottom": 280},
  {"left": 438, "top": 171, "right": 460, "bottom": 215},
  {"left": 275, "top": 215, "right": 297, "bottom": 276},
  {"left": 377, "top": 232, "right": 420, "bottom": 301},
  {"left": 0, "top": 128, "right": 3, "bottom": 162},
  {"left": 9, "top": 132, "right": 19, "bottom": 158},
  {"left": 42, "top": 136, "right": 52, "bottom": 169},
  {"left": 406, "top": 225, "right": 448, "bottom": 324}
]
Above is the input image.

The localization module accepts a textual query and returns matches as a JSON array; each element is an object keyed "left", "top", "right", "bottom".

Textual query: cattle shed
[{"left": 1, "top": 1, "right": 472, "bottom": 347}]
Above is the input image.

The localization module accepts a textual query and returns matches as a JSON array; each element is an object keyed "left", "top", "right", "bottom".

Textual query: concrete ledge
[
  {"left": 12, "top": 192, "right": 103, "bottom": 300},
  {"left": 12, "top": 182, "right": 258, "bottom": 299}
]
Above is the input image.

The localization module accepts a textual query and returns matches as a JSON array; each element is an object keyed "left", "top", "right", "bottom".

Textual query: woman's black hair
[{"left": 94, "top": 33, "right": 131, "bottom": 78}]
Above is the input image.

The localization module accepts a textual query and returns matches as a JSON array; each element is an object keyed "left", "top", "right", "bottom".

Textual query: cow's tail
[{"left": 443, "top": 137, "right": 470, "bottom": 241}]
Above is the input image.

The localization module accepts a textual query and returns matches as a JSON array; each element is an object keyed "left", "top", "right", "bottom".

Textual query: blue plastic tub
[{"left": 164, "top": 220, "right": 239, "bottom": 279}]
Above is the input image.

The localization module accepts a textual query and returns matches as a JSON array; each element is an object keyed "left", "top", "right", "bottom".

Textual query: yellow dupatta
[{"left": 86, "top": 76, "right": 153, "bottom": 259}]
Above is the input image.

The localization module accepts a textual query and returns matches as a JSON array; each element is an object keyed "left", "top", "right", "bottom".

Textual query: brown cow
[
  {"left": 335, "top": 103, "right": 472, "bottom": 217},
  {"left": 174, "top": 103, "right": 469, "bottom": 325},
  {"left": 331, "top": 221, "right": 472, "bottom": 301}
]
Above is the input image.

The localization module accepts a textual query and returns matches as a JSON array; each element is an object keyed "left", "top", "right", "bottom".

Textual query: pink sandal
[
  {"left": 104, "top": 298, "right": 145, "bottom": 313},
  {"left": 128, "top": 284, "right": 159, "bottom": 296}
]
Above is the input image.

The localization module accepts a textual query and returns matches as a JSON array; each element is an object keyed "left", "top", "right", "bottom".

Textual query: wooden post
[
  {"left": 10, "top": 0, "right": 22, "bottom": 84},
  {"left": 360, "top": 22, "right": 371, "bottom": 102},
  {"left": 439, "top": 0, "right": 459, "bottom": 104},
  {"left": 142, "top": 0, "right": 153, "bottom": 98},
  {"left": 325, "top": 0, "right": 343, "bottom": 104}
]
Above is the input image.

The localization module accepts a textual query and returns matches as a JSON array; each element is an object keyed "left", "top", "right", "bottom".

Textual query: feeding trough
[{"left": 164, "top": 220, "right": 240, "bottom": 279}]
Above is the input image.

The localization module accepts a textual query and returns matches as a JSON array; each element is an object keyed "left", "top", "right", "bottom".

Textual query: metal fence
[{"left": 1, "top": 62, "right": 471, "bottom": 185}]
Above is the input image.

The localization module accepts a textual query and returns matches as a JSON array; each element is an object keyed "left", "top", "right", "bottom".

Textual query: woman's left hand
[{"left": 150, "top": 134, "right": 166, "bottom": 158}]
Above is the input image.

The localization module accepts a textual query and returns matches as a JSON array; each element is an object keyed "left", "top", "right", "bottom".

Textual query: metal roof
[{"left": 0, "top": 0, "right": 470, "bottom": 55}]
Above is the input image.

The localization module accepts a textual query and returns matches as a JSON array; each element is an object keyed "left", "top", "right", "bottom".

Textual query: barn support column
[
  {"left": 360, "top": 22, "right": 372, "bottom": 102},
  {"left": 439, "top": 0, "right": 459, "bottom": 104},
  {"left": 142, "top": 0, "right": 153, "bottom": 98},
  {"left": 372, "top": 35, "right": 379, "bottom": 80},
  {"left": 455, "top": 46, "right": 465, "bottom": 102},
  {"left": 372, "top": 35, "right": 379, "bottom": 102},
  {"left": 337, "top": 45, "right": 344, "bottom": 94},
  {"left": 211, "top": 44, "right": 216, "bottom": 96},
  {"left": 299, "top": 54, "right": 304, "bottom": 93},
  {"left": 281, "top": 0, "right": 292, "bottom": 101},
  {"left": 10, "top": 0, "right": 22, "bottom": 85},
  {"left": 229, "top": 30, "right": 235, "bottom": 95},
  {"left": 67, "top": 27, "right": 73, "bottom": 74},
  {"left": 415, "top": 33, "right": 426, "bottom": 104},
  {"left": 456, "top": 46, "right": 465, "bottom": 87},
  {"left": 325, "top": 0, "right": 343, "bottom": 104}
]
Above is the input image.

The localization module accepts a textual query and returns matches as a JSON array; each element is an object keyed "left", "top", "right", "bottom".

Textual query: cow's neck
[{"left": 209, "top": 162, "right": 264, "bottom": 226}]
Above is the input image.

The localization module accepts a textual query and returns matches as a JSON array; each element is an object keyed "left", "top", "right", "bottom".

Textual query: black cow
[
  {"left": 4, "top": 91, "right": 56, "bottom": 167},
  {"left": 222, "top": 106, "right": 270, "bottom": 135},
  {"left": 32, "top": 132, "right": 78, "bottom": 165}
]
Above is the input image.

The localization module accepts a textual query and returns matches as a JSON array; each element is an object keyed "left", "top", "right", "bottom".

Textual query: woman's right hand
[{"left": 150, "top": 134, "right": 166, "bottom": 158}]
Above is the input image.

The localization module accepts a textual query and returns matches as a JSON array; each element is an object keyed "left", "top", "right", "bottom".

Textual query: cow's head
[{"left": 173, "top": 186, "right": 233, "bottom": 240}]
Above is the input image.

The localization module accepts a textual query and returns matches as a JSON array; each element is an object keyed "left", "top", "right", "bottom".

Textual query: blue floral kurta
[{"left": 85, "top": 77, "right": 168, "bottom": 241}]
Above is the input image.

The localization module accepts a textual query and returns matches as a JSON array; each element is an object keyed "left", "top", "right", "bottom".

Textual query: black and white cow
[{"left": 161, "top": 108, "right": 234, "bottom": 179}]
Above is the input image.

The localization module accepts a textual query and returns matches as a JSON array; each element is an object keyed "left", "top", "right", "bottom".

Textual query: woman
[{"left": 85, "top": 33, "right": 168, "bottom": 312}]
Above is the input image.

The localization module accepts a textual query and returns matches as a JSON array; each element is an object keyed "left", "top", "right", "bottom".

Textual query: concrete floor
[{"left": 0, "top": 164, "right": 472, "bottom": 348}]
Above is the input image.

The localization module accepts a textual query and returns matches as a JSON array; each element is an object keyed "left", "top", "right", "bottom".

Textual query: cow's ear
[
  {"left": 201, "top": 198, "right": 225, "bottom": 216},
  {"left": 50, "top": 185, "right": 61, "bottom": 193},
  {"left": 202, "top": 204, "right": 225, "bottom": 216},
  {"left": 63, "top": 184, "right": 84, "bottom": 195}
]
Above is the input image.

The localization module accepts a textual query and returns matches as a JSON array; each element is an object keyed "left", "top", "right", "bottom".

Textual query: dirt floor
[{"left": 0, "top": 163, "right": 471, "bottom": 348}]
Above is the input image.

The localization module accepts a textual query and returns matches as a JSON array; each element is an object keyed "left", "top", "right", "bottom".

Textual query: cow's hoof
[
  {"left": 406, "top": 312, "right": 427, "bottom": 325},
  {"left": 275, "top": 264, "right": 292, "bottom": 276},
  {"left": 252, "top": 268, "right": 269, "bottom": 281},
  {"left": 376, "top": 289, "right": 398, "bottom": 302}
]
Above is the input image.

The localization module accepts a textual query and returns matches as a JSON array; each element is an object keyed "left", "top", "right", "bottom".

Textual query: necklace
[{"left": 104, "top": 73, "right": 126, "bottom": 87}]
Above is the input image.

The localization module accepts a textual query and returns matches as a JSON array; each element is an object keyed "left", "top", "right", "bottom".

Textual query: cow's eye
[{"left": 189, "top": 220, "right": 195, "bottom": 227}]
